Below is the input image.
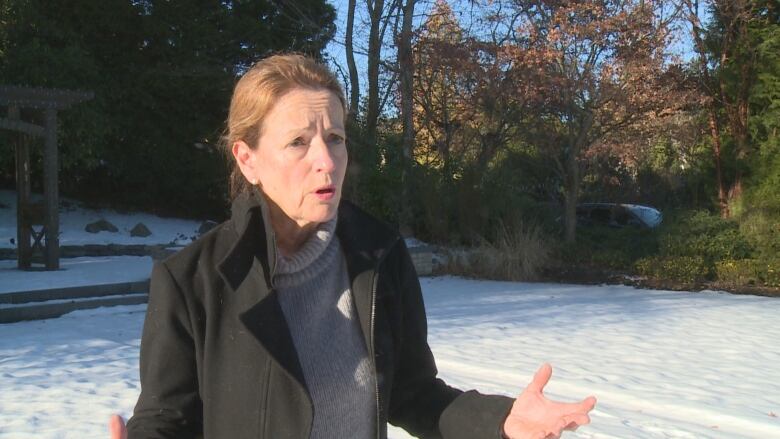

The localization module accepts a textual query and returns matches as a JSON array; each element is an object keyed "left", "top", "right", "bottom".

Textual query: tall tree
[
  {"left": 684, "top": 0, "right": 763, "bottom": 216},
  {"left": 345, "top": 0, "right": 360, "bottom": 125},
  {"left": 745, "top": 0, "right": 780, "bottom": 213},
  {"left": 0, "top": 0, "right": 336, "bottom": 217},
  {"left": 500, "top": 0, "right": 681, "bottom": 242},
  {"left": 413, "top": 0, "right": 466, "bottom": 170},
  {"left": 397, "top": 0, "right": 417, "bottom": 233},
  {"left": 365, "top": 0, "right": 389, "bottom": 146}
]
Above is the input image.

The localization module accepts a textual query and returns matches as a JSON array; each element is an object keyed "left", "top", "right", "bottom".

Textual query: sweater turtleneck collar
[{"left": 273, "top": 217, "right": 339, "bottom": 287}]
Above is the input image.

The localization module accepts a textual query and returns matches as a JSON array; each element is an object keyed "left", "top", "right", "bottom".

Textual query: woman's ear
[{"left": 232, "top": 140, "right": 259, "bottom": 185}]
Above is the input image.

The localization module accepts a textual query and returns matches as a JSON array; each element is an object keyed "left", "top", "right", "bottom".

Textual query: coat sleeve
[
  {"left": 387, "top": 241, "right": 514, "bottom": 439},
  {"left": 126, "top": 262, "right": 203, "bottom": 439}
]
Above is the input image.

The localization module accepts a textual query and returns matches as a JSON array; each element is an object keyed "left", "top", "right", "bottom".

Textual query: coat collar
[
  {"left": 217, "top": 187, "right": 400, "bottom": 293},
  {"left": 217, "top": 187, "right": 277, "bottom": 292},
  {"left": 216, "top": 188, "right": 400, "bottom": 406}
]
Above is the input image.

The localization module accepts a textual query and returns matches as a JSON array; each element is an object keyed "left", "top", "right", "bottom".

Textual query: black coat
[{"left": 127, "top": 189, "right": 513, "bottom": 439}]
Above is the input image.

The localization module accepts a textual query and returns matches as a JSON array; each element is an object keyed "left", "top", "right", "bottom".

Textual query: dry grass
[{"left": 440, "top": 221, "right": 551, "bottom": 281}]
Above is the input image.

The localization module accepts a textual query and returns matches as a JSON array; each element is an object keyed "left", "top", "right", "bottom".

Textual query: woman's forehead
[{"left": 269, "top": 88, "right": 344, "bottom": 128}]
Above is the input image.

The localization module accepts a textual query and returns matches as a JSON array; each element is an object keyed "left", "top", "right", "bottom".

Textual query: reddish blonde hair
[{"left": 224, "top": 54, "right": 346, "bottom": 199}]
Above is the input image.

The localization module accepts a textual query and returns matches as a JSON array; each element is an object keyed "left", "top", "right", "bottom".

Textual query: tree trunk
[
  {"left": 726, "top": 59, "right": 752, "bottom": 205},
  {"left": 345, "top": 0, "right": 359, "bottom": 125},
  {"left": 686, "top": 0, "right": 734, "bottom": 218},
  {"left": 562, "top": 132, "right": 581, "bottom": 244},
  {"left": 398, "top": 0, "right": 416, "bottom": 236},
  {"left": 366, "top": 0, "right": 385, "bottom": 146},
  {"left": 707, "top": 110, "right": 730, "bottom": 217},
  {"left": 563, "top": 157, "right": 579, "bottom": 244}
]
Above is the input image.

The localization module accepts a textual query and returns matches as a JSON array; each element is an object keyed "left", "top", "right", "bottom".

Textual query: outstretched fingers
[
  {"left": 561, "top": 413, "right": 591, "bottom": 430},
  {"left": 556, "top": 395, "right": 597, "bottom": 414},
  {"left": 526, "top": 363, "right": 553, "bottom": 394},
  {"left": 108, "top": 414, "right": 127, "bottom": 439},
  {"left": 581, "top": 396, "right": 597, "bottom": 411},
  {"left": 543, "top": 413, "right": 591, "bottom": 438}
]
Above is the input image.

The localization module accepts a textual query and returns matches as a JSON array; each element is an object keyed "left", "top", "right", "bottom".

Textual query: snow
[
  {"left": 1, "top": 189, "right": 779, "bottom": 438},
  {"left": 0, "top": 190, "right": 202, "bottom": 249},
  {"left": 404, "top": 237, "right": 429, "bottom": 248},
  {"left": 1, "top": 279, "right": 779, "bottom": 438},
  {"left": 0, "top": 256, "right": 153, "bottom": 294}
]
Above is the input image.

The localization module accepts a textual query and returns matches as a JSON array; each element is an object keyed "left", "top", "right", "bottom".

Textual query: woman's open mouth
[{"left": 314, "top": 185, "right": 336, "bottom": 201}]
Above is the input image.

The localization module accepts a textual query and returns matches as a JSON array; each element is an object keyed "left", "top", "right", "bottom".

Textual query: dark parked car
[{"left": 576, "top": 203, "right": 662, "bottom": 229}]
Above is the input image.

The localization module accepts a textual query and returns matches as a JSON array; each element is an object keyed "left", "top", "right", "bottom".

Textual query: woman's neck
[{"left": 266, "top": 199, "right": 318, "bottom": 257}]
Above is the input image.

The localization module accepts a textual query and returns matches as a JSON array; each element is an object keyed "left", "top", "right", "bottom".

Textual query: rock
[
  {"left": 130, "top": 222, "right": 152, "bottom": 237},
  {"left": 85, "top": 219, "right": 118, "bottom": 233},
  {"left": 198, "top": 220, "right": 218, "bottom": 236}
]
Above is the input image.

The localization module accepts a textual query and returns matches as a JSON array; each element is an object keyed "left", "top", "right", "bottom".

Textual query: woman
[{"left": 110, "top": 54, "right": 596, "bottom": 439}]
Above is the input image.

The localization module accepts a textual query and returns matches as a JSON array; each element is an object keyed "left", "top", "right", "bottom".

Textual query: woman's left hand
[
  {"left": 502, "top": 363, "right": 597, "bottom": 439},
  {"left": 108, "top": 414, "right": 127, "bottom": 439}
]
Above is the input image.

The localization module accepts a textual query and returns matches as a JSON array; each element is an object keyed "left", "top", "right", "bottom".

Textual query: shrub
[
  {"left": 635, "top": 255, "right": 709, "bottom": 284},
  {"left": 589, "top": 248, "right": 634, "bottom": 270},
  {"left": 556, "top": 225, "right": 658, "bottom": 271},
  {"left": 442, "top": 221, "right": 550, "bottom": 281},
  {"left": 715, "top": 259, "right": 761, "bottom": 286},
  {"left": 738, "top": 209, "right": 780, "bottom": 259},
  {"left": 716, "top": 259, "right": 780, "bottom": 288},
  {"left": 658, "top": 210, "right": 753, "bottom": 261}
]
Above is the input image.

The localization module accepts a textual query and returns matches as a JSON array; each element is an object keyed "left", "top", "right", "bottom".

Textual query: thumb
[
  {"left": 108, "top": 414, "right": 127, "bottom": 439},
  {"left": 526, "top": 363, "right": 553, "bottom": 394}
]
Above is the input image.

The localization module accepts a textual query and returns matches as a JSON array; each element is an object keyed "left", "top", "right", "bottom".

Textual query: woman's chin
[{"left": 304, "top": 204, "right": 339, "bottom": 224}]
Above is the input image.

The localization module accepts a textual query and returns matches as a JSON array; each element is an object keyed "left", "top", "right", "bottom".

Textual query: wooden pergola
[{"left": 0, "top": 86, "right": 93, "bottom": 270}]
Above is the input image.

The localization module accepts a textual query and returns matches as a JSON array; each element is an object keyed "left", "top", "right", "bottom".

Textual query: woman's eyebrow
[{"left": 282, "top": 126, "right": 311, "bottom": 137}]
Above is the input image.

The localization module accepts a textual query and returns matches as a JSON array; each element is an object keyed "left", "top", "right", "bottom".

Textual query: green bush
[
  {"left": 716, "top": 259, "right": 780, "bottom": 288},
  {"left": 558, "top": 225, "right": 658, "bottom": 271},
  {"left": 635, "top": 255, "right": 710, "bottom": 284},
  {"left": 738, "top": 209, "right": 780, "bottom": 259},
  {"left": 589, "top": 248, "right": 634, "bottom": 270},
  {"left": 715, "top": 259, "right": 761, "bottom": 286},
  {"left": 658, "top": 210, "right": 753, "bottom": 261}
]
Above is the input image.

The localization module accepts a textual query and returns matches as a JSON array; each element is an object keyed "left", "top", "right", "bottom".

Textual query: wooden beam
[
  {"left": 11, "top": 106, "right": 32, "bottom": 270},
  {"left": 44, "top": 107, "right": 59, "bottom": 270},
  {"left": 0, "top": 117, "right": 46, "bottom": 137},
  {"left": 0, "top": 85, "right": 93, "bottom": 110}
]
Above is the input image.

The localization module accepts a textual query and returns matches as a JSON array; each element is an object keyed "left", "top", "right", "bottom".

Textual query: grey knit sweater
[{"left": 274, "top": 218, "right": 376, "bottom": 438}]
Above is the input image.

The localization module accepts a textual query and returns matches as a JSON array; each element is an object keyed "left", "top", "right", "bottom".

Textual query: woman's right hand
[{"left": 109, "top": 414, "right": 127, "bottom": 439}]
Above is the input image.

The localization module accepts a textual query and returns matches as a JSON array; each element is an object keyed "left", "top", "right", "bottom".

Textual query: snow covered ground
[
  {"left": 0, "top": 190, "right": 201, "bottom": 249},
  {"left": 1, "top": 277, "right": 779, "bottom": 438},
  {"left": 1, "top": 190, "right": 779, "bottom": 438},
  {"left": 0, "top": 256, "right": 152, "bottom": 293}
]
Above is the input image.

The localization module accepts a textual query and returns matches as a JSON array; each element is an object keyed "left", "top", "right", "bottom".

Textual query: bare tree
[{"left": 346, "top": 0, "right": 360, "bottom": 125}]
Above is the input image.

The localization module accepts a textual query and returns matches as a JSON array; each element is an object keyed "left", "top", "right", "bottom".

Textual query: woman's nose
[{"left": 312, "top": 137, "right": 336, "bottom": 172}]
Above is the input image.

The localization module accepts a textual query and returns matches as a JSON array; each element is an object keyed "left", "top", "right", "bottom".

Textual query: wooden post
[
  {"left": 10, "top": 106, "right": 32, "bottom": 269},
  {"left": 1, "top": 86, "right": 93, "bottom": 271},
  {"left": 44, "top": 107, "right": 59, "bottom": 270}
]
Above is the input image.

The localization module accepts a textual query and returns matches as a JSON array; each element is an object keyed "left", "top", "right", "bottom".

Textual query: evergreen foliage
[
  {"left": 0, "top": 0, "right": 777, "bottom": 289},
  {"left": 0, "top": 0, "right": 336, "bottom": 218}
]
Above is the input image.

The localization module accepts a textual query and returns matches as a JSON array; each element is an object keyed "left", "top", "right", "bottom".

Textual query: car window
[
  {"left": 590, "top": 208, "right": 611, "bottom": 224},
  {"left": 613, "top": 209, "right": 632, "bottom": 226}
]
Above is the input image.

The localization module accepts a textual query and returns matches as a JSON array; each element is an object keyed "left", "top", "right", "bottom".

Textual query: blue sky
[{"left": 322, "top": 0, "right": 698, "bottom": 107}]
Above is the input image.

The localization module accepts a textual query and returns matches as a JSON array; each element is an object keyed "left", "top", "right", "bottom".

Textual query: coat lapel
[
  {"left": 237, "top": 274, "right": 308, "bottom": 393},
  {"left": 217, "top": 190, "right": 308, "bottom": 394},
  {"left": 215, "top": 193, "right": 399, "bottom": 427}
]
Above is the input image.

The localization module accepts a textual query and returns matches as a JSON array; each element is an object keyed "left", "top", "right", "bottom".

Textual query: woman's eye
[
  {"left": 290, "top": 137, "right": 307, "bottom": 147},
  {"left": 329, "top": 134, "right": 345, "bottom": 144}
]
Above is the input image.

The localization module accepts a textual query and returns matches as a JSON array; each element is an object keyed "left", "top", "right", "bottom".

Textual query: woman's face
[{"left": 234, "top": 87, "right": 347, "bottom": 229}]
